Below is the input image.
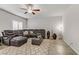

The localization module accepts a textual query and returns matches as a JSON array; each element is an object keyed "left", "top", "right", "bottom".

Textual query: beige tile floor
[
  {"left": 0, "top": 44, "right": 8, "bottom": 50},
  {"left": 0, "top": 39, "right": 77, "bottom": 55},
  {"left": 48, "top": 39, "right": 77, "bottom": 55}
]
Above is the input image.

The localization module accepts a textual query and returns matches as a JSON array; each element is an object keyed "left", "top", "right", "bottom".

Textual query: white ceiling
[{"left": 0, "top": 4, "right": 70, "bottom": 18}]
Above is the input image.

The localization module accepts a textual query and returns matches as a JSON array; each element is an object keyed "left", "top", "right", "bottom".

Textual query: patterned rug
[{"left": 0, "top": 39, "right": 50, "bottom": 55}]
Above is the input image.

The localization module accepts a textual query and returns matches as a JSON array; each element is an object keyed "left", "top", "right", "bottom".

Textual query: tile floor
[
  {"left": 0, "top": 39, "right": 77, "bottom": 55},
  {"left": 48, "top": 40, "right": 77, "bottom": 55}
]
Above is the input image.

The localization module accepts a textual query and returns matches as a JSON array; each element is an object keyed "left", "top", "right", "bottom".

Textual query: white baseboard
[{"left": 64, "top": 39, "right": 79, "bottom": 55}]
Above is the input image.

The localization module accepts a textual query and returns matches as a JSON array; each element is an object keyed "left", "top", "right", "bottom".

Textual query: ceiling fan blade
[
  {"left": 24, "top": 12, "right": 28, "bottom": 14},
  {"left": 33, "top": 9, "right": 40, "bottom": 11},
  {"left": 32, "top": 12, "right": 35, "bottom": 15},
  {"left": 20, "top": 8, "right": 27, "bottom": 10}
]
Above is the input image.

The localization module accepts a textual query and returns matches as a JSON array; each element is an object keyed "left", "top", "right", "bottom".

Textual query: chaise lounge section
[{"left": 10, "top": 36, "right": 27, "bottom": 47}]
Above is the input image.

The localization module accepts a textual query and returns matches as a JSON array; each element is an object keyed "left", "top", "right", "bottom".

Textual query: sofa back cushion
[
  {"left": 4, "top": 30, "right": 14, "bottom": 36},
  {"left": 3, "top": 30, "right": 23, "bottom": 36},
  {"left": 17, "top": 30, "right": 23, "bottom": 36}
]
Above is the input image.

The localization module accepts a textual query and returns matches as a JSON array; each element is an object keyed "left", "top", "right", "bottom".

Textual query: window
[
  {"left": 13, "top": 20, "right": 23, "bottom": 30},
  {"left": 18, "top": 22, "right": 23, "bottom": 29}
]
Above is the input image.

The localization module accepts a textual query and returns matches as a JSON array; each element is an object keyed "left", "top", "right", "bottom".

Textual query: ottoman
[
  {"left": 10, "top": 36, "right": 27, "bottom": 47},
  {"left": 32, "top": 38, "right": 43, "bottom": 45}
]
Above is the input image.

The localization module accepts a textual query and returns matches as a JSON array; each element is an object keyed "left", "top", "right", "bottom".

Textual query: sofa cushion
[
  {"left": 12, "top": 36, "right": 26, "bottom": 41},
  {"left": 10, "top": 36, "right": 27, "bottom": 47},
  {"left": 4, "top": 30, "right": 14, "bottom": 36},
  {"left": 17, "top": 30, "right": 23, "bottom": 36},
  {"left": 32, "top": 38, "right": 43, "bottom": 45}
]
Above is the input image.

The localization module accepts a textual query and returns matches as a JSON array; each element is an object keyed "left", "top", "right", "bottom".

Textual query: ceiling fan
[{"left": 20, "top": 4, "right": 40, "bottom": 15}]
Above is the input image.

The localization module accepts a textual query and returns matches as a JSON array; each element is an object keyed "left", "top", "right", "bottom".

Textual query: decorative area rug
[{"left": 0, "top": 39, "right": 50, "bottom": 55}]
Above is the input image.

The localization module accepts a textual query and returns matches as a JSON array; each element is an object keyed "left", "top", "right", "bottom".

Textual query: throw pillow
[
  {"left": 23, "top": 31, "right": 28, "bottom": 35},
  {"left": 30, "top": 31, "right": 33, "bottom": 34}
]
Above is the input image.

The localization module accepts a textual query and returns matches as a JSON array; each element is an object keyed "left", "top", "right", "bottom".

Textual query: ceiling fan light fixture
[
  {"left": 27, "top": 5, "right": 32, "bottom": 13},
  {"left": 28, "top": 9, "right": 32, "bottom": 13},
  {"left": 20, "top": 4, "right": 40, "bottom": 15}
]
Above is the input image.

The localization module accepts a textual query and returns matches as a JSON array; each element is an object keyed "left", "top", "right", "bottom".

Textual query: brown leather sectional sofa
[{"left": 2, "top": 29, "right": 45, "bottom": 46}]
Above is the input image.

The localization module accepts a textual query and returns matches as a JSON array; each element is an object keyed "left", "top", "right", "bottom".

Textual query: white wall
[
  {"left": 63, "top": 5, "right": 79, "bottom": 54},
  {"left": 28, "top": 16, "right": 63, "bottom": 37},
  {"left": 0, "top": 9, "right": 27, "bottom": 33}
]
